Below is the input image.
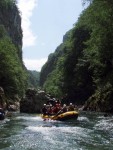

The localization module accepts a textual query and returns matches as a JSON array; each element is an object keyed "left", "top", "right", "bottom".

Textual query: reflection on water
[{"left": 0, "top": 112, "right": 113, "bottom": 150}]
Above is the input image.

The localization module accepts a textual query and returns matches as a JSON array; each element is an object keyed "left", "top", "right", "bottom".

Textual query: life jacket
[
  {"left": 52, "top": 106, "right": 59, "bottom": 113},
  {"left": 47, "top": 107, "right": 53, "bottom": 115}
]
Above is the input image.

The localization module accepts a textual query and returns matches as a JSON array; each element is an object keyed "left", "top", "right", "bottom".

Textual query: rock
[
  {"left": 8, "top": 105, "right": 17, "bottom": 111},
  {"left": 0, "top": 87, "right": 4, "bottom": 95},
  {"left": 25, "top": 88, "right": 37, "bottom": 98},
  {"left": 0, "top": 86, "right": 6, "bottom": 109},
  {"left": 20, "top": 88, "right": 51, "bottom": 113},
  {"left": 8, "top": 101, "right": 20, "bottom": 111}
]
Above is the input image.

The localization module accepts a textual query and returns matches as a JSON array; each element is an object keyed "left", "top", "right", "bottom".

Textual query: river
[{"left": 0, "top": 111, "right": 113, "bottom": 150}]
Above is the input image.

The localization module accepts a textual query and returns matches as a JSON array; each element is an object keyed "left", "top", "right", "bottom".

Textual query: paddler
[
  {"left": 68, "top": 103, "right": 75, "bottom": 111},
  {"left": 41, "top": 104, "right": 47, "bottom": 115}
]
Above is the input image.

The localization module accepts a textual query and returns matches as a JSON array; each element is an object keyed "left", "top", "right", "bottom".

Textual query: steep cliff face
[
  {"left": 40, "top": 0, "right": 113, "bottom": 113},
  {"left": 40, "top": 44, "right": 63, "bottom": 87},
  {"left": 0, "top": 0, "right": 22, "bottom": 59},
  {"left": 40, "top": 30, "right": 72, "bottom": 87},
  {"left": 0, "top": 0, "right": 27, "bottom": 106}
]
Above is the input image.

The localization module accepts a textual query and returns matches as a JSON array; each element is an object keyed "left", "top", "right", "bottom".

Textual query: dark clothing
[
  {"left": 0, "top": 108, "right": 5, "bottom": 114},
  {"left": 62, "top": 107, "right": 67, "bottom": 113},
  {"left": 42, "top": 107, "right": 47, "bottom": 115},
  {"left": 68, "top": 105, "right": 75, "bottom": 111},
  {"left": 0, "top": 108, "right": 5, "bottom": 120}
]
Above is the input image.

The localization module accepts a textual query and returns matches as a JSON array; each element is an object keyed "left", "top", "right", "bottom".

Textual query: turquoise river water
[{"left": 0, "top": 111, "right": 113, "bottom": 150}]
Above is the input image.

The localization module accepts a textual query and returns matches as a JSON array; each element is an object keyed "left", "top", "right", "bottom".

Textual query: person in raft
[
  {"left": 68, "top": 103, "right": 75, "bottom": 111},
  {"left": 41, "top": 104, "right": 48, "bottom": 115}
]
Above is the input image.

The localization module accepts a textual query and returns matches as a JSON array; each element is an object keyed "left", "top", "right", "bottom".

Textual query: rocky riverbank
[{"left": 0, "top": 86, "right": 20, "bottom": 112}]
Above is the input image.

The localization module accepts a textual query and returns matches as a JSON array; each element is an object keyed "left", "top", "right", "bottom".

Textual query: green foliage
[
  {"left": 0, "top": 36, "right": 27, "bottom": 98},
  {"left": 0, "top": 0, "right": 27, "bottom": 102},
  {"left": 82, "top": 0, "right": 113, "bottom": 84},
  {"left": 43, "top": 56, "right": 65, "bottom": 98},
  {"left": 0, "top": 25, "right": 7, "bottom": 39},
  {"left": 86, "top": 82, "right": 113, "bottom": 112},
  {"left": 40, "top": 43, "right": 66, "bottom": 87},
  {"left": 40, "top": 0, "right": 113, "bottom": 110},
  {"left": 78, "top": 0, "right": 113, "bottom": 108},
  {"left": 27, "top": 70, "right": 40, "bottom": 89},
  {"left": 62, "top": 26, "right": 94, "bottom": 104},
  {"left": 0, "top": 0, "right": 16, "bottom": 12},
  {"left": 0, "top": 0, "right": 16, "bottom": 6}
]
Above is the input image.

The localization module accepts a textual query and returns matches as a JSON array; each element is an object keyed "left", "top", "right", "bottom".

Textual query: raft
[{"left": 42, "top": 110, "right": 79, "bottom": 121}]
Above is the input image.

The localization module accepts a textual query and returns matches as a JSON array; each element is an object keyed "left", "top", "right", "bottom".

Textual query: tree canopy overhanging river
[{"left": 0, "top": 112, "right": 113, "bottom": 150}]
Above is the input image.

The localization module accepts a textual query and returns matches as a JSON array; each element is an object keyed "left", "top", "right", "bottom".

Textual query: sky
[{"left": 17, "top": 0, "right": 85, "bottom": 71}]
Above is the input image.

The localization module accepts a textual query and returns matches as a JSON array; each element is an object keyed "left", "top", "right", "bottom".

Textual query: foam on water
[
  {"left": 78, "top": 116, "right": 90, "bottom": 122},
  {"left": 16, "top": 116, "right": 43, "bottom": 121},
  {"left": 0, "top": 118, "right": 10, "bottom": 125},
  {"left": 25, "top": 125, "right": 93, "bottom": 150},
  {"left": 1, "top": 113, "right": 113, "bottom": 150},
  {"left": 26, "top": 125, "right": 92, "bottom": 138},
  {"left": 94, "top": 118, "right": 113, "bottom": 131}
]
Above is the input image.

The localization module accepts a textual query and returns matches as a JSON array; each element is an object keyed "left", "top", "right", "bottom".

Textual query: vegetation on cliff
[
  {"left": 40, "top": 0, "right": 113, "bottom": 112},
  {"left": 0, "top": 0, "right": 27, "bottom": 105},
  {"left": 0, "top": 28, "right": 26, "bottom": 98},
  {"left": 27, "top": 70, "right": 40, "bottom": 89}
]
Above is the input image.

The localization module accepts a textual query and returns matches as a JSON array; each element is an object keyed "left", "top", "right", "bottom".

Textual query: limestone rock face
[
  {"left": 20, "top": 89, "right": 50, "bottom": 113},
  {"left": 0, "top": 1, "right": 23, "bottom": 59}
]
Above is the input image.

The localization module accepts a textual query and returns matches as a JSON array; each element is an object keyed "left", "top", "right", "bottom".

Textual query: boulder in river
[{"left": 20, "top": 88, "right": 51, "bottom": 113}]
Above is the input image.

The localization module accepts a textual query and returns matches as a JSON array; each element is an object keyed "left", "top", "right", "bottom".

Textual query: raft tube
[{"left": 42, "top": 111, "right": 79, "bottom": 121}]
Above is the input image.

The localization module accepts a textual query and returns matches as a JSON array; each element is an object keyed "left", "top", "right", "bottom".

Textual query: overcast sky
[{"left": 18, "top": 0, "right": 84, "bottom": 71}]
